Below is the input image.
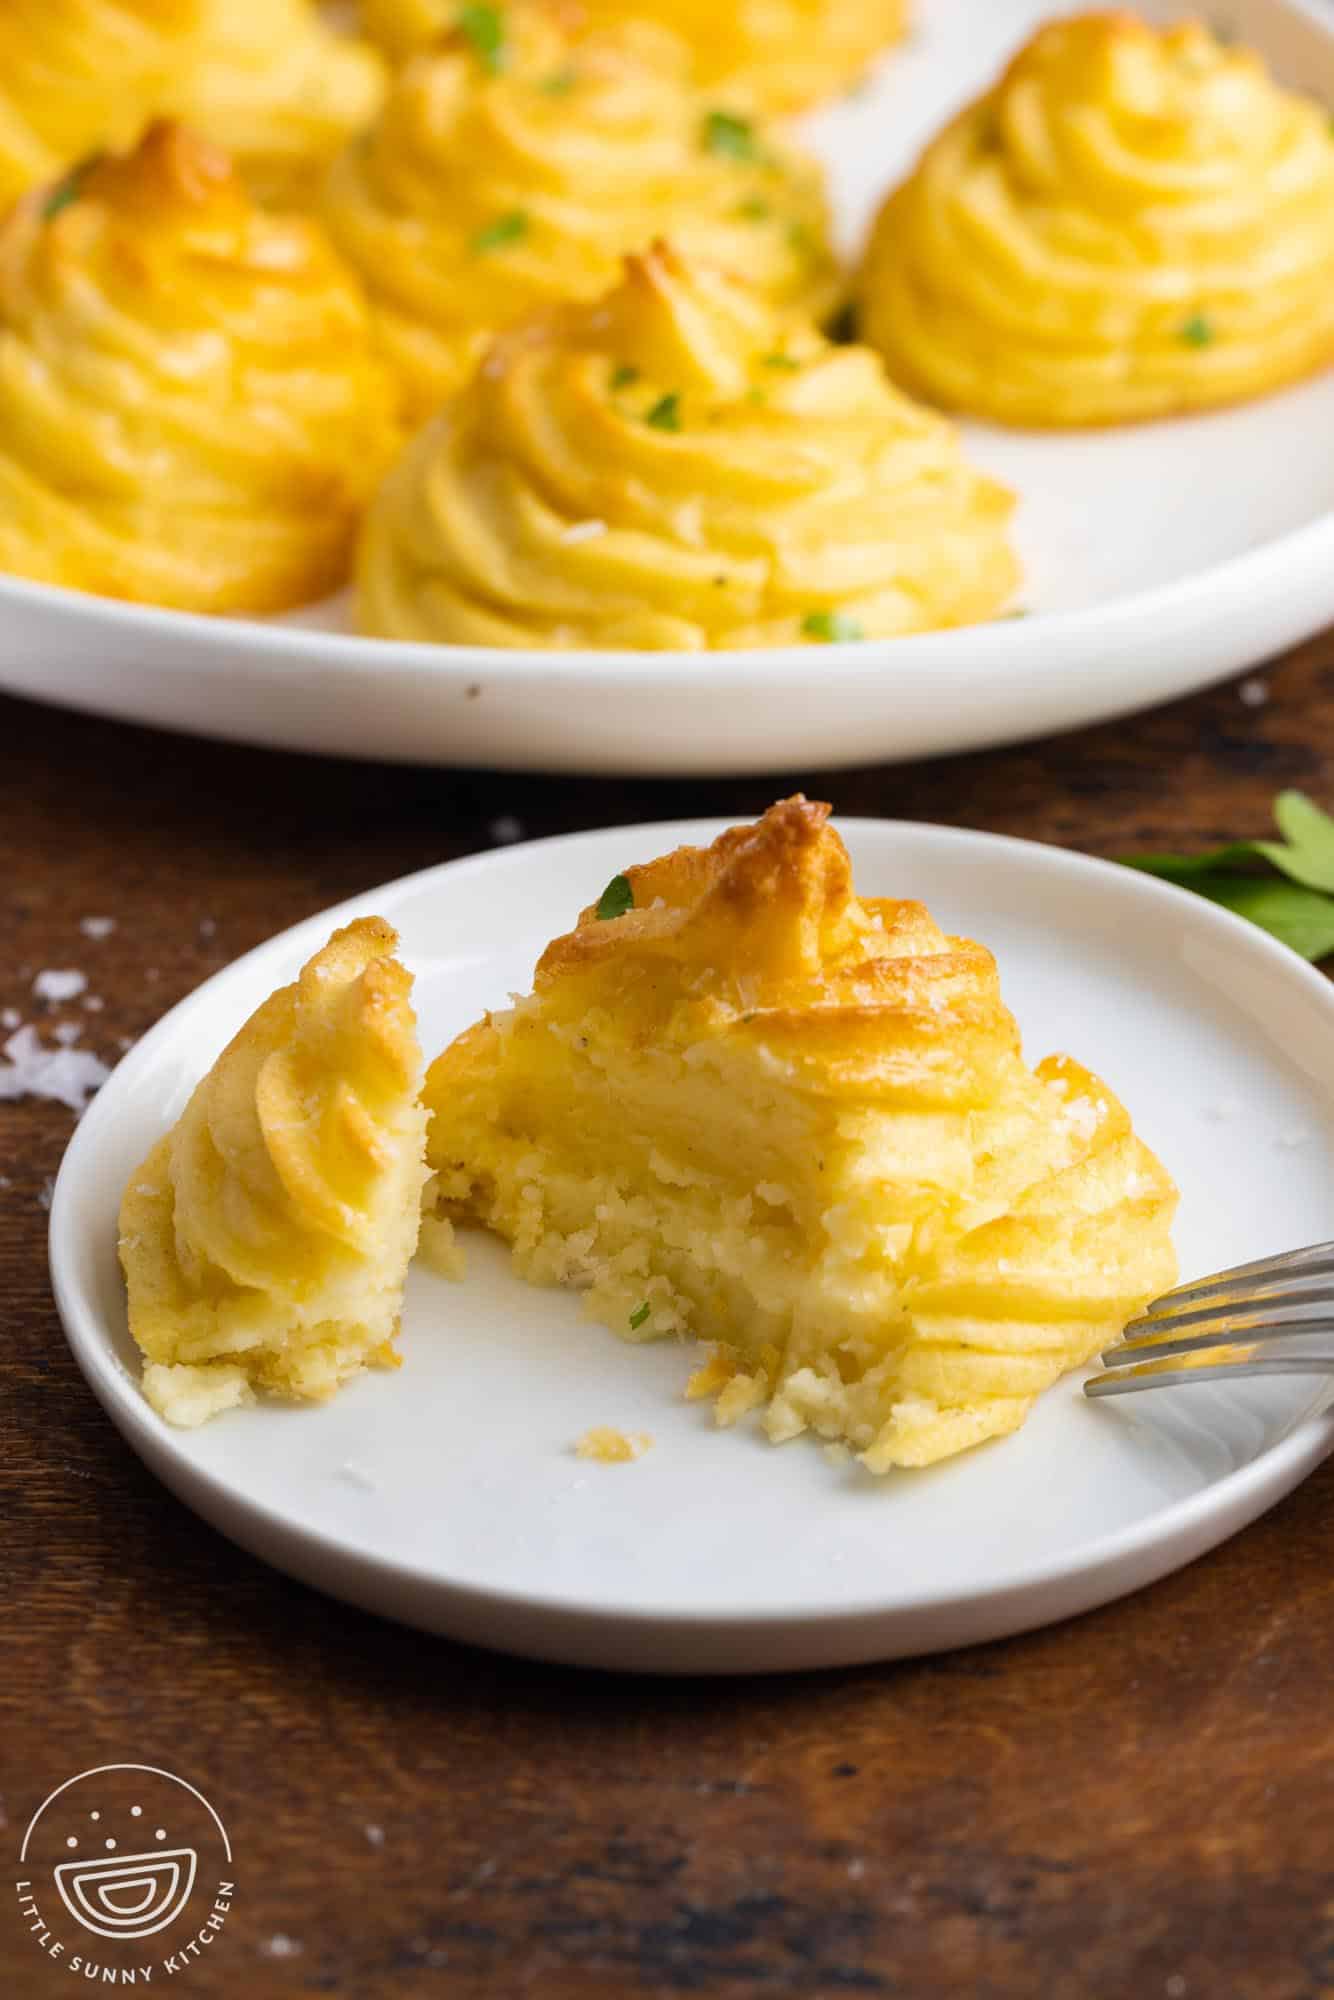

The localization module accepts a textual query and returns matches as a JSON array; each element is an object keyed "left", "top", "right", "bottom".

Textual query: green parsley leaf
[
  {"left": 609, "top": 363, "right": 639, "bottom": 391},
  {"left": 1125, "top": 790, "right": 1334, "bottom": 896},
  {"left": 1175, "top": 875, "right": 1334, "bottom": 962},
  {"left": 1179, "top": 313, "right": 1214, "bottom": 347},
  {"left": 644, "top": 391, "right": 682, "bottom": 431},
  {"left": 42, "top": 153, "right": 102, "bottom": 221},
  {"left": 628, "top": 1301, "right": 651, "bottom": 1331},
  {"left": 826, "top": 300, "right": 858, "bottom": 344},
  {"left": 762, "top": 351, "right": 801, "bottom": 370},
  {"left": 595, "top": 873, "right": 633, "bottom": 921},
  {"left": 734, "top": 195, "right": 771, "bottom": 222},
  {"left": 1120, "top": 792, "right": 1334, "bottom": 960},
  {"left": 456, "top": 3, "right": 507, "bottom": 74},
  {"left": 802, "top": 610, "right": 864, "bottom": 643},
  {"left": 1266, "top": 791, "right": 1334, "bottom": 890},
  {"left": 702, "top": 109, "right": 759, "bottom": 161},
  {"left": 538, "top": 64, "right": 578, "bottom": 95},
  {"left": 470, "top": 209, "right": 528, "bottom": 254}
]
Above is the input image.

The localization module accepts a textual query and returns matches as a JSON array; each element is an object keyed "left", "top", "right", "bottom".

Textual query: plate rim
[
  {"left": 5, "top": 504, "right": 1333, "bottom": 679},
  {"left": 48, "top": 817, "right": 1334, "bottom": 1662}
]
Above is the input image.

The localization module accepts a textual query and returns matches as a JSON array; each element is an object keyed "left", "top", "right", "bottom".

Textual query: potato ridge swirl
[
  {"left": 0, "top": 124, "right": 399, "bottom": 613},
  {"left": 324, "top": 4, "right": 839, "bottom": 422},
  {"left": 0, "top": 0, "right": 198, "bottom": 207},
  {"left": 357, "top": 245, "right": 1019, "bottom": 651},
  {"left": 362, "top": 0, "right": 908, "bottom": 113},
  {"left": 858, "top": 12, "right": 1334, "bottom": 426}
]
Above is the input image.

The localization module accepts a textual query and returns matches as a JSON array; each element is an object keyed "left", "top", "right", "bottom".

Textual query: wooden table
[{"left": 4, "top": 644, "right": 1332, "bottom": 2000}]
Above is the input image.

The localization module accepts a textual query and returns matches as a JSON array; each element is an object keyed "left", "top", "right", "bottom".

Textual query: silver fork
[{"left": 1085, "top": 1243, "right": 1334, "bottom": 1397}]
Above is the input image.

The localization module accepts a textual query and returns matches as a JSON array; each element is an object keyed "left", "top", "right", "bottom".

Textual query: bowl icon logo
[
  {"left": 17, "top": 1763, "right": 234, "bottom": 1974},
  {"left": 55, "top": 1844, "right": 198, "bottom": 1940}
]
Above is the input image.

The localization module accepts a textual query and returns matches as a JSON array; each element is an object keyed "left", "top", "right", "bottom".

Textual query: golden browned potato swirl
[
  {"left": 356, "top": 246, "right": 1019, "bottom": 650},
  {"left": 0, "top": 124, "right": 399, "bottom": 613},
  {"left": 169, "top": 0, "right": 386, "bottom": 205},
  {"left": 857, "top": 12, "right": 1334, "bottom": 427},
  {"left": 323, "top": 4, "right": 839, "bottom": 422},
  {"left": 121, "top": 917, "right": 429, "bottom": 1425},
  {"left": 0, "top": 0, "right": 197, "bottom": 208},
  {"left": 362, "top": 0, "right": 908, "bottom": 113},
  {"left": 425, "top": 797, "right": 1178, "bottom": 1470}
]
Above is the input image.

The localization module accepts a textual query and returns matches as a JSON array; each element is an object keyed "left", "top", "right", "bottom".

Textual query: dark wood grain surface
[{"left": 3, "top": 642, "right": 1333, "bottom": 2000}]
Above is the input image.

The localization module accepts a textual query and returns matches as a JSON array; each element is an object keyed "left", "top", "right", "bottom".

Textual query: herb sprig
[
  {"left": 470, "top": 209, "right": 528, "bottom": 254},
  {"left": 702, "top": 109, "right": 760, "bottom": 161},
  {"left": 1121, "top": 791, "right": 1334, "bottom": 961},
  {"left": 802, "top": 610, "right": 864, "bottom": 643},
  {"left": 644, "top": 391, "right": 682, "bottom": 432},
  {"left": 596, "top": 873, "right": 634, "bottom": 921},
  {"left": 456, "top": 3, "right": 508, "bottom": 74},
  {"left": 42, "top": 153, "right": 103, "bottom": 221}
]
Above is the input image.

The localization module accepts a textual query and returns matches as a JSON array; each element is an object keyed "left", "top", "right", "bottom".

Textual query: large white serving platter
[
  {"left": 2, "top": 0, "right": 1333, "bottom": 772},
  {"left": 49, "top": 817, "right": 1334, "bottom": 1673}
]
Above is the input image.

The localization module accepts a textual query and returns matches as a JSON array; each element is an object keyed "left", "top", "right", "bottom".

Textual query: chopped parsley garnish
[
  {"left": 1179, "top": 313, "right": 1213, "bottom": 347},
  {"left": 1120, "top": 791, "right": 1334, "bottom": 962},
  {"left": 786, "top": 218, "right": 813, "bottom": 255},
  {"left": 734, "top": 195, "right": 771, "bottom": 222},
  {"left": 470, "top": 209, "right": 528, "bottom": 254},
  {"left": 628, "top": 1301, "right": 651, "bottom": 1331},
  {"left": 802, "top": 610, "right": 864, "bottom": 643},
  {"left": 645, "top": 391, "right": 682, "bottom": 431},
  {"left": 702, "top": 109, "right": 759, "bottom": 161},
  {"left": 595, "top": 873, "right": 634, "bottom": 921},
  {"left": 609, "top": 363, "right": 639, "bottom": 390},
  {"left": 42, "top": 153, "right": 102, "bottom": 221},
  {"left": 826, "top": 301, "right": 858, "bottom": 343},
  {"left": 762, "top": 351, "right": 801, "bottom": 370},
  {"left": 538, "top": 64, "right": 579, "bottom": 95},
  {"left": 456, "top": 3, "right": 507, "bottom": 73}
]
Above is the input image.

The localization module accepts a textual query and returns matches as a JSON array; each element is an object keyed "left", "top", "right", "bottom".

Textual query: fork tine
[
  {"left": 1101, "top": 1315, "right": 1334, "bottom": 1367},
  {"left": 1141, "top": 1242, "right": 1334, "bottom": 1314},
  {"left": 1118, "top": 1297, "right": 1334, "bottom": 1346},
  {"left": 1127, "top": 1276, "right": 1334, "bottom": 1333},
  {"left": 1086, "top": 1355, "right": 1334, "bottom": 1397}
]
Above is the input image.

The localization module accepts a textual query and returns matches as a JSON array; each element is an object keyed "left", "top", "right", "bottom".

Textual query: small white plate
[
  {"left": 4, "top": 0, "right": 1333, "bottom": 774},
  {"left": 50, "top": 818, "right": 1334, "bottom": 1673}
]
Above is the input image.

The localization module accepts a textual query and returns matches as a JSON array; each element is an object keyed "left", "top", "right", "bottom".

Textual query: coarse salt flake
[
  {"left": 259, "top": 1935, "right": 303, "bottom": 1959},
  {"left": 79, "top": 916, "right": 116, "bottom": 940},
  {"left": 0, "top": 1025, "right": 110, "bottom": 1113},
  {"left": 32, "top": 969, "right": 87, "bottom": 1004}
]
